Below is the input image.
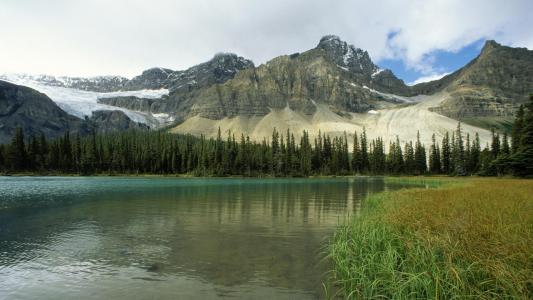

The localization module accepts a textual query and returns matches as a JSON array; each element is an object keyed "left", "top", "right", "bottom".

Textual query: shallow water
[{"left": 0, "top": 177, "right": 422, "bottom": 299}]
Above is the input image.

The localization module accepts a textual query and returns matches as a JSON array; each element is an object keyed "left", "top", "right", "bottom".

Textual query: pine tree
[
  {"left": 464, "top": 133, "right": 471, "bottom": 174},
  {"left": 511, "top": 105, "right": 525, "bottom": 153},
  {"left": 470, "top": 133, "right": 481, "bottom": 174},
  {"left": 490, "top": 128, "right": 500, "bottom": 159},
  {"left": 271, "top": 128, "right": 280, "bottom": 175},
  {"left": 501, "top": 132, "right": 510, "bottom": 156},
  {"left": 512, "top": 95, "right": 533, "bottom": 176},
  {"left": 214, "top": 127, "right": 223, "bottom": 174},
  {"left": 0, "top": 144, "right": 5, "bottom": 171},
  {"left": 360, "top": 128, "right": 369, "bottom": 174},
  {"left": 453, "top": 123, "right": 466, "bottom": 175},
  {"left": 414, "top": 131, "right": 427, "bottom": 174},
  {"left": 27, "top": 135, "right": 39, "bottom": 171},
  {"left": 300, "top": 131, "right": 312, "bottom": 176},
  {"left": 38, "top": 133, "right": 48, "bottom": 169},
  {"left": 441, "top": 132, "right": 451, "bottom": 174},
  {"left": 429, "top": 134, "right": 441, "bottom": 174},
  {"left": 9, "top": 127, "right": 27, "bottom": 171},
  {"left": 351, "top": 131, "right": 361, "bottom": 174},
  {"left": 404, "top": 141, "right": 415, "bottom": 175},
  {"left": 388, "top": 136, "right": 404, "bottom": 174}
]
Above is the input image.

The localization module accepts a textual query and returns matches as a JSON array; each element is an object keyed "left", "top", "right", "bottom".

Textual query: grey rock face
[
  {"left": 124, "top": 68, "right": 174, "bottom": 90},
  {"left": 0, "top": 81, "right": 151, "bottom": 143},
  {"left": 369, "top": 69, "right": 411, "bottom": 96},
  {"left": 97, "top": 96, "right": 156, "bottom": 113},
  {"left": 24, "top": 53, "right": 254, "bottom": 94},
  {"left": 0, "top": 80, "right": 88, "bottom": 143},
  {"left": 165, "top": 53, "right": 255, "bottom": 93},
  {"left": 88, "top": 110, "right": 149, "bottom": 132},
  {"left": 420, "top": 40, "right": 533, "bottom": 121},
  {"left": 317, "top": 35, "right": 378, "bottom": 75}
]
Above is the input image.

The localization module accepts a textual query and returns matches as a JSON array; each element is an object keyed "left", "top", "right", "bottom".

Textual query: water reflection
[{"left": 0, "top": 177, "right": 419, "bottom": 299}]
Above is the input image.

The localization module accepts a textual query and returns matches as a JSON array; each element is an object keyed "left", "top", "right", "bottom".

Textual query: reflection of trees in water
[{"left": 1, "top": 178, "right": 417, "bottom": 296}]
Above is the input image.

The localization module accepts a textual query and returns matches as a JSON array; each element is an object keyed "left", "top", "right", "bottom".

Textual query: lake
[{"left": 0, "top": 177, "right": 423, "bottom": 299}]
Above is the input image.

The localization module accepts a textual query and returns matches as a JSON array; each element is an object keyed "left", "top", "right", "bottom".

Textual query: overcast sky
[{"left": 1, "top": 0, "right": 532, "bottom": 83}]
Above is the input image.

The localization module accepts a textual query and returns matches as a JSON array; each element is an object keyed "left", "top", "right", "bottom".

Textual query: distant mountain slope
[
  {"left": 413, "top": 40, "right": 533, "bottom": 131},
  {"left": 2, "top": 35, "right": 531, "bottom": 145},
  {"left": 0, "top": 80, "right": 148, "bottom": 143},
  {"left": 2, "top": 53, "right": 254, "bottom": 93},
  {"left": 0, "top": 80, "right": 88, "bottom": 143},
  {"left": 128, "top": 53, "right": 254, "bottom": 92},
  {"left": 157, "top": 35, "right": 413, "bottom": 123}
]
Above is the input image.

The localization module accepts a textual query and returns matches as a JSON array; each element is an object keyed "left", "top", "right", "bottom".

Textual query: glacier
[{"left": 1, "top": 73, "right": 171, "bottom": 128}]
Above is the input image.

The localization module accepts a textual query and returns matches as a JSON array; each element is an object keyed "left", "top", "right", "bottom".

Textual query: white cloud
[
  {"left": 408, "top": 72, "right": 451, "bottom": 86},
  {"left": 0, "top": 0, "right": 531, "bottom": 77}
]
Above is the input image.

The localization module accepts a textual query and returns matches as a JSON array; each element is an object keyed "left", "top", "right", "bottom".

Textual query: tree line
[{"left": 1, "top": 96, "right": 532, "bottom": 177}]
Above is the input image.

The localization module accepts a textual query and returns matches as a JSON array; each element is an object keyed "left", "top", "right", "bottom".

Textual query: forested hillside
[{"left": 1, "top": 95, "right": 531, "bottom": 177}]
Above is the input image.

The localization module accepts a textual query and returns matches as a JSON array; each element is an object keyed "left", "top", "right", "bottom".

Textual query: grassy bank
[{"left": 328, "top": 178, "right": 533, "bottom": 299}]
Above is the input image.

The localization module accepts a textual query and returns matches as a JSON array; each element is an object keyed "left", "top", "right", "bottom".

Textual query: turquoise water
[{"left": 0, "top": 177, "right": 422, "bottom": 299}]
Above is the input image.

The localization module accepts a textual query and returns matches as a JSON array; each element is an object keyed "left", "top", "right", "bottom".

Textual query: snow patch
[
  {"left": 337, "top": 65, "right": 349, "bottom": 71},
  {"left": 371, "top": 69, "right": 384, "bottom": 78},
  {"left": 362, "top": 85, "right": 415, "bottom": 103}
]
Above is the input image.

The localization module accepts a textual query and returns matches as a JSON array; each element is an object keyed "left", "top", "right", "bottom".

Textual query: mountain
[
  {"left": 0, "top": 80, "right": 148, "bottom": 143},
  {"left": 154, "top": 35, "right": 413, "bottom": 124},
  {"left": 0, "top": 80, "right": 88, "bottom": 143},
  {"left": 166, "top": 36, "right": 494, "bottom": 146},
  {"left": 2, "top": 35, "right": 531, "bottom": 147},
  {"left": 3, "top": 53, "right": 254, "bottom": 93},
  {"left": 128, "top": 53, "right": 254, "bottom": 92},
  {"left": 88, "top": 110, "right": 149, "bottom": 133},
  {"left": 414, "top": 40, "right": 533, "bottom": 131}
]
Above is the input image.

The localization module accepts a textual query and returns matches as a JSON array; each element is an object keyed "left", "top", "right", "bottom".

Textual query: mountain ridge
[{"left": 1, "top": 35, "right": 531, "bottom": 146}]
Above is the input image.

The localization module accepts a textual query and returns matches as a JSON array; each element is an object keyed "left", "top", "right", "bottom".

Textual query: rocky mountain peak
[
  {"left": 316, "top": 35, "right": 378, "bottom": 74},
  {"left": 124, "top": 67, "right": 174, "bottom": 90},
  {"left": 205, "top": 53, "right": 254, "bottom": 73},
  {"left": 481, "top": 40, "right": 501, "bottom": 53}
]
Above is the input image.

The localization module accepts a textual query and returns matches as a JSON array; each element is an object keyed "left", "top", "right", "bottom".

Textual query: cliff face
[
  {"left": 0, "top": 80, "right": 88, "bottom": 143},
  {"left": 418, "top": 40, "right": 533, "bottom": 120},
  {"left": 0, "top": 81, "right": 149, "bottom": 143},
  {"left": 1, "top": 53, "right": 254, "bottom": 94},
  {"left": 156, "top": 36, "right": 410, "bottom": 122},
  {"left": 3, "top": 36, "right": 532, "bottom": 143},
  {"left": 88, "top": 110, "right": 149, "bottom": 132},
  {"left": 97, "top": 96, "right": 156, "bottom": 113}
]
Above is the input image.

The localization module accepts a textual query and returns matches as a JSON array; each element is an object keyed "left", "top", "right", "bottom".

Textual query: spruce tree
[
  {"left": 490, "top": 128, "right": 500, "bottom": 159},
  {"left": 9, "top": 127, "right": 27, "bottom": 171},
  {"left": 453, "top": 123, "right": 466, "bottom": 175},
  {"left": 429, "top": 134, "right": 441, "bottom": 174},
  {"left": 441, "top": 132, "right": 451, "bottom": 174},
  {"left": 465, "top": 133, "right": 471, "bottom": 174},
  {"left": 501, "top": 132, "right": 510, "bottom": 156},
  {"left": 404, "top": 141, "right": 415, "bottom": 175},
  {"left": 512, "top": 95, "right": 533, "bottom": 176},
  {"left": 360, "top": 128, "right": 369, "bottom": 174},
  {"left": 27, "top": 135, "right": 39, "bottom": 171},
  {"left": 300, "top": 131, "right": 312, "bottom": 176},
  {"left": 470, "top": 133, "right": 481, "bottom": 174},
  {"left": 351, "top": 131, "right": 361, "bottom": 174},
  {"left": 414, "top": 131, "right": 427, "bottom": 174},
  {"left": 0, "top": 145, "right": 5, "bottom": 171},
  {"left": 511, "top": 105, "right": 525, "bottom": 153}
]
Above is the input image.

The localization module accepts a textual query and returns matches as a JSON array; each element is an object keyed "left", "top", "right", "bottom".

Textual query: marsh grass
[{"left": 328, "top": 179, "right": 533, "bottom": 299}]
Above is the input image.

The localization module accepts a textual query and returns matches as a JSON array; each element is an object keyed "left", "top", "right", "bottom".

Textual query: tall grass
[{"left": 328, "top": 179, "right": 533, "bottom": 299}]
